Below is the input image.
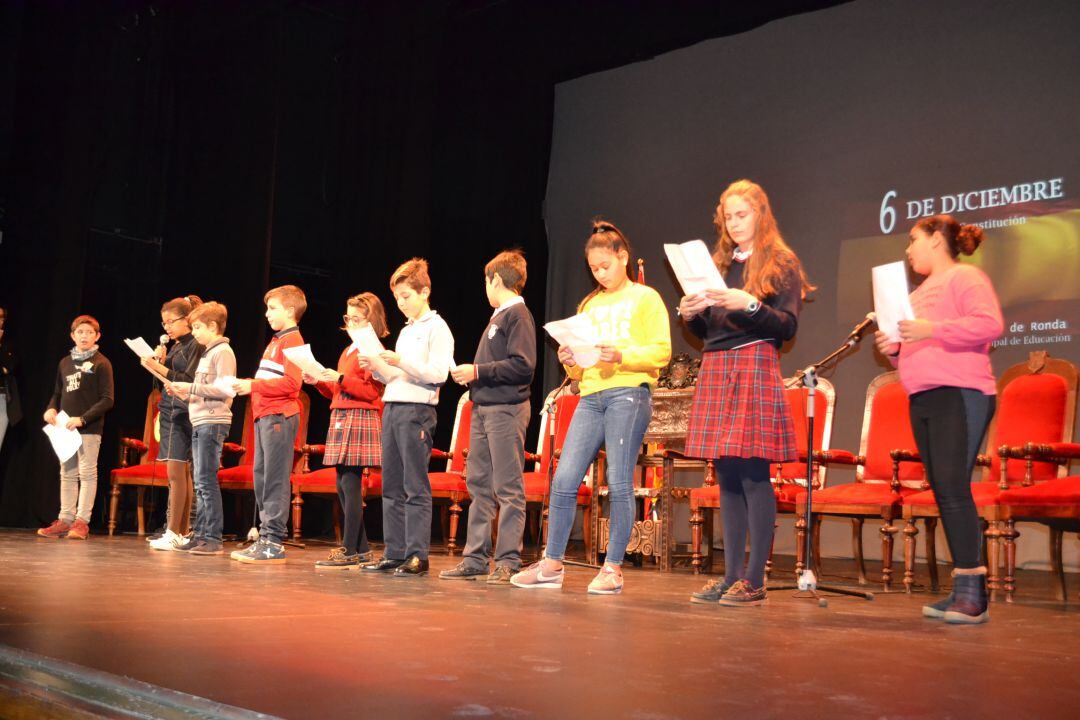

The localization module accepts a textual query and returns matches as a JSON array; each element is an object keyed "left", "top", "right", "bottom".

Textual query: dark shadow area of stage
[{"left": 1, "top": 530, "right": 1078, "bottom": 719}]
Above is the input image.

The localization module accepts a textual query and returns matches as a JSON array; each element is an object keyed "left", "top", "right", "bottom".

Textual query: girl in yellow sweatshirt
[{"left": 511, "top": 221, "right": 671, "bottom": 595}]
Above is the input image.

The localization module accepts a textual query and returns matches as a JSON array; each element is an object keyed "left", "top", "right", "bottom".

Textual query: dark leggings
[
  {"left": 336, "top": 465, "right": 370, "bottom": 555},
  {"left": 717, "top": 457, "right": 775, "bottom": 589},
  {"left": 908, "top": 387, "right": 995, "bottom": 569}
]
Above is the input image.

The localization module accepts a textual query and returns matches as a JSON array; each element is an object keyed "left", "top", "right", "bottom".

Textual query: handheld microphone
[
  {"left": 846, "top": 312, "right": 877, "bottom": 343},
  {"left": 159, "top": 333, "right": 170, "bottom": 346}
]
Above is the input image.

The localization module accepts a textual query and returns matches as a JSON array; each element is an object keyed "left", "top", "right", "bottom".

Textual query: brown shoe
[
  {"left": 67, "top": 519, "right": 90, "bottom": 540},
  {"left": 38, "top": 519, "right": 71, "bottom": 538}
]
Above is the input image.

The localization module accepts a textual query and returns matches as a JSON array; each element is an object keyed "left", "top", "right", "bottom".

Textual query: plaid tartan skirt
[
  {"left": 685, "top": 342, "right": 796, "bottom": 462},
  {"left": 323, "top": 407, "right": 381, "bottom": 467}
]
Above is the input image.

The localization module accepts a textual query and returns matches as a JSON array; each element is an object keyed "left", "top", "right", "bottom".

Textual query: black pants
[
  {"left": 336, "top": 465, "right": 370, "bottom": 555},
  {"left": 380, "top": 402, "right": 437, "bottom": 561},
  {"left": 908, "top": 386, "right": 995, "bottom": 569},
  {"left": 716, "top": 456, "right": 775, "bottom": 589}
]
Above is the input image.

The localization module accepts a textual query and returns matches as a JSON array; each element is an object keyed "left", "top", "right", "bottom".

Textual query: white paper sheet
[
  {"left": 43, "top": 411, "right": 83, "bottom": 463},
  {"left": 663, "top": 240, "right": 727, "bottom": 298},
  {"left": 872, "top": 261, "right": 915, "bottom": 343},
  {"left": 124, "top": 337, "right": 156, "bottom": 359},
  {"left": 347, "top": 326, "right": 385, "bottom": 357},
  {"left": 543, "top": 314, "right": 602, "bottom": 368},
  {"left": 212, "top": 375, "right": 238, "bottom": 398},
  {"left": 282, "top": 344, "right": 329, "bottom": 377}
]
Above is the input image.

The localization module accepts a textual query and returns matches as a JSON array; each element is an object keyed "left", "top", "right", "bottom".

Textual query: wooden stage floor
[{"left": 1, "top": 529, "right": 1078, "bottom": 719}]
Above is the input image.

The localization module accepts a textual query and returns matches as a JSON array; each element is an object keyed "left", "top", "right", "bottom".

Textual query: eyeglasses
[
  {"left": 161, "top": 316, "right": 187, "bottom": 328},
  {"left": 342, "top": 315, "right": 367, "bottom": 325}
]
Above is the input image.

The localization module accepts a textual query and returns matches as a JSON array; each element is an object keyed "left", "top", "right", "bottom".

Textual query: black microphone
[{"left": 846, "top": 312, "right": 877, "bottom": 343}]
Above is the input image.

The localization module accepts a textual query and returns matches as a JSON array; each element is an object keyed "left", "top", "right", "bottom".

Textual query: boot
[{"left": 943, "top": 568, "right": 989, "bottom": 625}]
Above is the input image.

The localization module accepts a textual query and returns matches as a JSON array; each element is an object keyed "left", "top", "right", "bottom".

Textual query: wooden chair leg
[
  {"left": 986, "top": 521, "right": 1002, "bottom": 601},
  {"left": 1003, "top": 519, "right": 1018, "bottom": 602},
  {"left": 1050, "top": 528, "right": 1066, "bottom": 602},
  {"left": 108, "top": 482, "right": 120, "bottom": 536},
  {"left": 447, "top": 498, "right": 462, "bottom": 555},
  {"left": 795, "top": 512, "right": 807, "bottom": 576},
  {"left": 880, "top": 516, "right": 898, "bottom": 591},
  {"left": 291, "top": 491, "right": 303, "bottom": 541},
  {"left": 925, "top": 518, "right": 939, "bottom": 591},
  {"left": 136, "top": 487, "right": 146, "bottom": 535},
  {"left": 690, "top": 505, "right": 704, "bottom": 574},
  {"left": 853, "top": 517, "right": 867, "bottom": 585},
  {"left": 902, "top": 518, "right": 918, "bottom": 593}
]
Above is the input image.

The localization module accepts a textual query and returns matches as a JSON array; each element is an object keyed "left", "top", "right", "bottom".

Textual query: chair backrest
[
  {"left": 137, "top": 389, "right": 163, "bottom": 464},
  {"left": 533, "top": 390, "right": 580, "bottom": 475},
  {"left": 774, "top": 376, "right": 836, "bottom": 489},
  {"left": 235, "top": 390, "right": 311, "bottom": 471},
  {"left": 859, "top": 371, "right": 923, "bottom": 487},
  {"left": 444, "top": 393, "right": 473, "bottom": 473},
  {"left": 988, "top": 352, "right": 1078, "bottom": 485}
]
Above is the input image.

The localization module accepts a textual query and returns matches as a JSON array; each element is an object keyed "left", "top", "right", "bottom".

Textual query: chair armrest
[
  {"left": 1022, "top": 442, "right": 1080, "bottom": 459},
  {"left": 430, "top": 449, "right": 451, "bottom": 460},
  {"left": 120, "top": 437, "right": 148, "bottom": 453},
  {"left": 222, "top": 442, "right": 245, "bottom": 456},
  {"left": 524, "top": 452, "right": 541, "bottom": 463},
  {"left": 302, "top": 444, "right": 326, "bottom": 456},
  {"left": 997, "top": 442, "right": 1078, "bottom": 488},
  {"left": 813, "top": 449, "right": 861, "bottom": 466},
  {"left": 890, "top": 448, "right": 922, "bottom": 464}
]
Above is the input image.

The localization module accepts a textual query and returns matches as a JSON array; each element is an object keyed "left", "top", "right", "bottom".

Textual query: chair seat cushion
[
  {"left": 905, "top": 482, "right": 1003, "bottom": 507},
  {"left": 428, "top": 471, "right": 468, "bottom": 493},
  {"left": 999, "top": 476, "right": 1080, "bottom": 506},
  {"left": 811, "top": 482, "right": 909, "bottom": 507},
  {"left": 522, "top": 471, "right": 591, "bottom": 499},
  {"left": 218, "top": 465, "right": 254, "bottom": 487},
  {"left": 292, "top": 467, "right": 337, "bottom": 488},
  {"left": 112, "top": 463, "right": 169, "bottom": 482}
]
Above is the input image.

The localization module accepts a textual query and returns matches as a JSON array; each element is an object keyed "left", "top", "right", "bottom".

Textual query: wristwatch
[{"left": 745, "top": 298, "right": 760, "bottom": 314}]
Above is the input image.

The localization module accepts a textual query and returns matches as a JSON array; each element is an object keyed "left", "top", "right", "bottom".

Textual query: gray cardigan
[{"left": 187, "top": 338, "right": 236, "bottom": 426}]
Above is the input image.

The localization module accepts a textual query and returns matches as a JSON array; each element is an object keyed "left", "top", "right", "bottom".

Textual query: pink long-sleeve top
[{"left": 895, "top": 263, "right": 1004, "bottom": 396}]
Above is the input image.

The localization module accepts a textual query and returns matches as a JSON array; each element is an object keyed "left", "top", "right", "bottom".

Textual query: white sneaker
[{"left": 149, "top": 529, "right": 184, "bottom": 551}]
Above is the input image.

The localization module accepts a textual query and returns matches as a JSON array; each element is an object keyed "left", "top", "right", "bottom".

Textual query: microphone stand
[
  {"left": 769, "top": 328, "right": 875, "bottom": 602},
  {"left": 535, "top": 376, "right": 600, "bottom": 569}
]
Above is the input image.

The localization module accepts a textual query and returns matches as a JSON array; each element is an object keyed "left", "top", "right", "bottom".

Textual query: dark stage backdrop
[{"left": 544, "top": 0, "right": 1080, "bottom": 564}]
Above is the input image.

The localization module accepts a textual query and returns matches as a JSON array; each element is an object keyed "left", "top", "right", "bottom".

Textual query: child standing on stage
[
  {"left": 875, "top": 215, "right": 1002, "bottom": 624},
  {"left": 38, "top": 315, "right": 114, "bottom": 540},
  {"left": 168, "top": 302, "right": 236, "bottom": 555},
  {"left": 682, "top": 179, "right": 813, "bottom": 607},
  {"left": 361, "top": 258, "right": 454, "bottom": 578},
  {"left": 231, "top": 285, "right": 307, "bottom": 564},
  {"left": 441, "top": 250, "right": 536, "bottom": 584},
  {"left": 512, "top": 221, "right": 671, "bottom": 595},
  {"left": 142, "top": 295, "right": 204, "bottom": 550},
  {"left": 304, "top": 292, "right": 388, "bottom": 570}
]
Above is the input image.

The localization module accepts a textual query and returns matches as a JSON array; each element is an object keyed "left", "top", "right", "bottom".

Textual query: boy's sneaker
[
  {"left": 486, "top": 566, "right": 515, "bottom": 585},
  {"left": 173, "top": 536, "right": 198, "bottom": 552},
  {"left": 146, "top": 526, "right": 167, "bottom": 543},
  {"left": 187, "top": 540, "right": 224, "bottom": 556},
  {"left": 510, "top": 560, "right": 564, "bottom": 589},
  {"left": 718, "top": 579, "right": 767, "bottom": 607},
  {"left": 66, "top": 519, "right": 90, "bottom": 540},
  {"left": 149, "top": 529, "right": 185, "bottom": 551},
  {"left": 922, "top": 591, "right": 955, "bottom": 619},
  {"left": 38, "top": 519, "right": 72, "bottom": 539},
  {"left": 439, "top": 561, "right": 488, "bottom": 581},
  {"left": 690, "top": 578, "right": 732, "bottom": 604},
  {"left": 234, "top": 538, "right": 286, "bottom": 565},
  {"left": 315, "top": 547, "right": 362, "bottom": 570},
  {"left": 587, "top": 565, "right": 624, "bottom": 595}
]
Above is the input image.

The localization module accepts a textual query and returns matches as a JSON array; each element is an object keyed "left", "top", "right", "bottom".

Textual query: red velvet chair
[
  {"left": 217, "top": 392, "right": 311, "bottom": 539},
  {"left": 998, "top": 443, "right": 1080, "bottom": 601},
  {"left": 897, "top": 352, "right": 1078, "bottom": 598},
  {"left": 108, "top": 389, "right": 168, "bottom": 535},
  {"left": 522, "top": 390, "right": 592, "bottom": 559},
  {"left": 795, "top": 371, "right": 922, "bottom": 590},
  {"left": 361, "top": 393, "right": 472, "bottom": 554},
  {"left": 688, "top": 377, "right": 837, "bottom": 576}
]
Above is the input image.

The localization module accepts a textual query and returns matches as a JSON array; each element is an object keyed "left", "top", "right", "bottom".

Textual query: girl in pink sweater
[{"left": 876, "top": 214, "right": 1003, "bottom": 625}]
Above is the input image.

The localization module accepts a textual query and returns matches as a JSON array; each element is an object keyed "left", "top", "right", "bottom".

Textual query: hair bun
[{"left": 956, "top": 224, "right": 984, "bottom": 256}]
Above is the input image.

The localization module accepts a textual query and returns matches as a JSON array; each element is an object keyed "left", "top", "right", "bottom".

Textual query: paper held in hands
[
  {"left": 347, "top": 325, "right": 398, "bottom": 378},
  {"left": 872, "top": 261, "right": 915, "bottom": 343},
  {"left": 123, "top": 337, "right": 156, "bottom": 359},
  {"left": 43, "top": 411, "right": 82, "bottom": 462},
  {"left": 543, "top": 314, "right": 602, "bottom": 369},
  {"left": 283, "top": 344, "right": 329, "bottom": 378},
  {"left": 664, "top": 240, "right": 727, "bottom": 299}
]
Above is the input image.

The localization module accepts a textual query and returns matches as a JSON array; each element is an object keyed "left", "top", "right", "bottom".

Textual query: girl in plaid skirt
[
  {"left": 303, "top": 292, "right": 388, "bottom": 569},
  {"left": 681, "top": 179, "right": 814, "bottom": 606}
]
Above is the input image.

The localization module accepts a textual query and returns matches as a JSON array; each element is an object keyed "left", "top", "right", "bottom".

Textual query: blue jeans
[
  {"left": 254, "top": 413, "right": 299, "bottom": 544},
  {"left": 192, "top": 423, "right": 229, "bottom": 544},
  {"left": 545, "top": 385, "right": 652, "bottom": 566}
]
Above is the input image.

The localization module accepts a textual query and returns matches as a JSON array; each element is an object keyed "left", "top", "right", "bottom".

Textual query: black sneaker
[
  {"left": 188, "top": 540, "right": 224, "bottom": 556},
  {"left": 943, "top": 573, "right": 989, "bottom": 625},
  {"left": 690, "top": 578, "right": 732, "bottom": 604},
  {"left": 315, "top": 547, "right": 362, "bottom": 571},
  {"left": 174, "top": 537, "right": 198, "bottom": 552},
  {"left": 438, "top": 561, "right": 488, "bottom": 581},
  {"left": 486, "top": 566, "right": 515, "bottom": 585},
  {"left": 922, "top": 591, "right": 955, "bottom": 619}
]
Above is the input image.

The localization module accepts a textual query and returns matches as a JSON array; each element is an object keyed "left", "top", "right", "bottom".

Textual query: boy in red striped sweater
[{"left": 231, "top": 285, "right": 307, "bottom": 564}]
